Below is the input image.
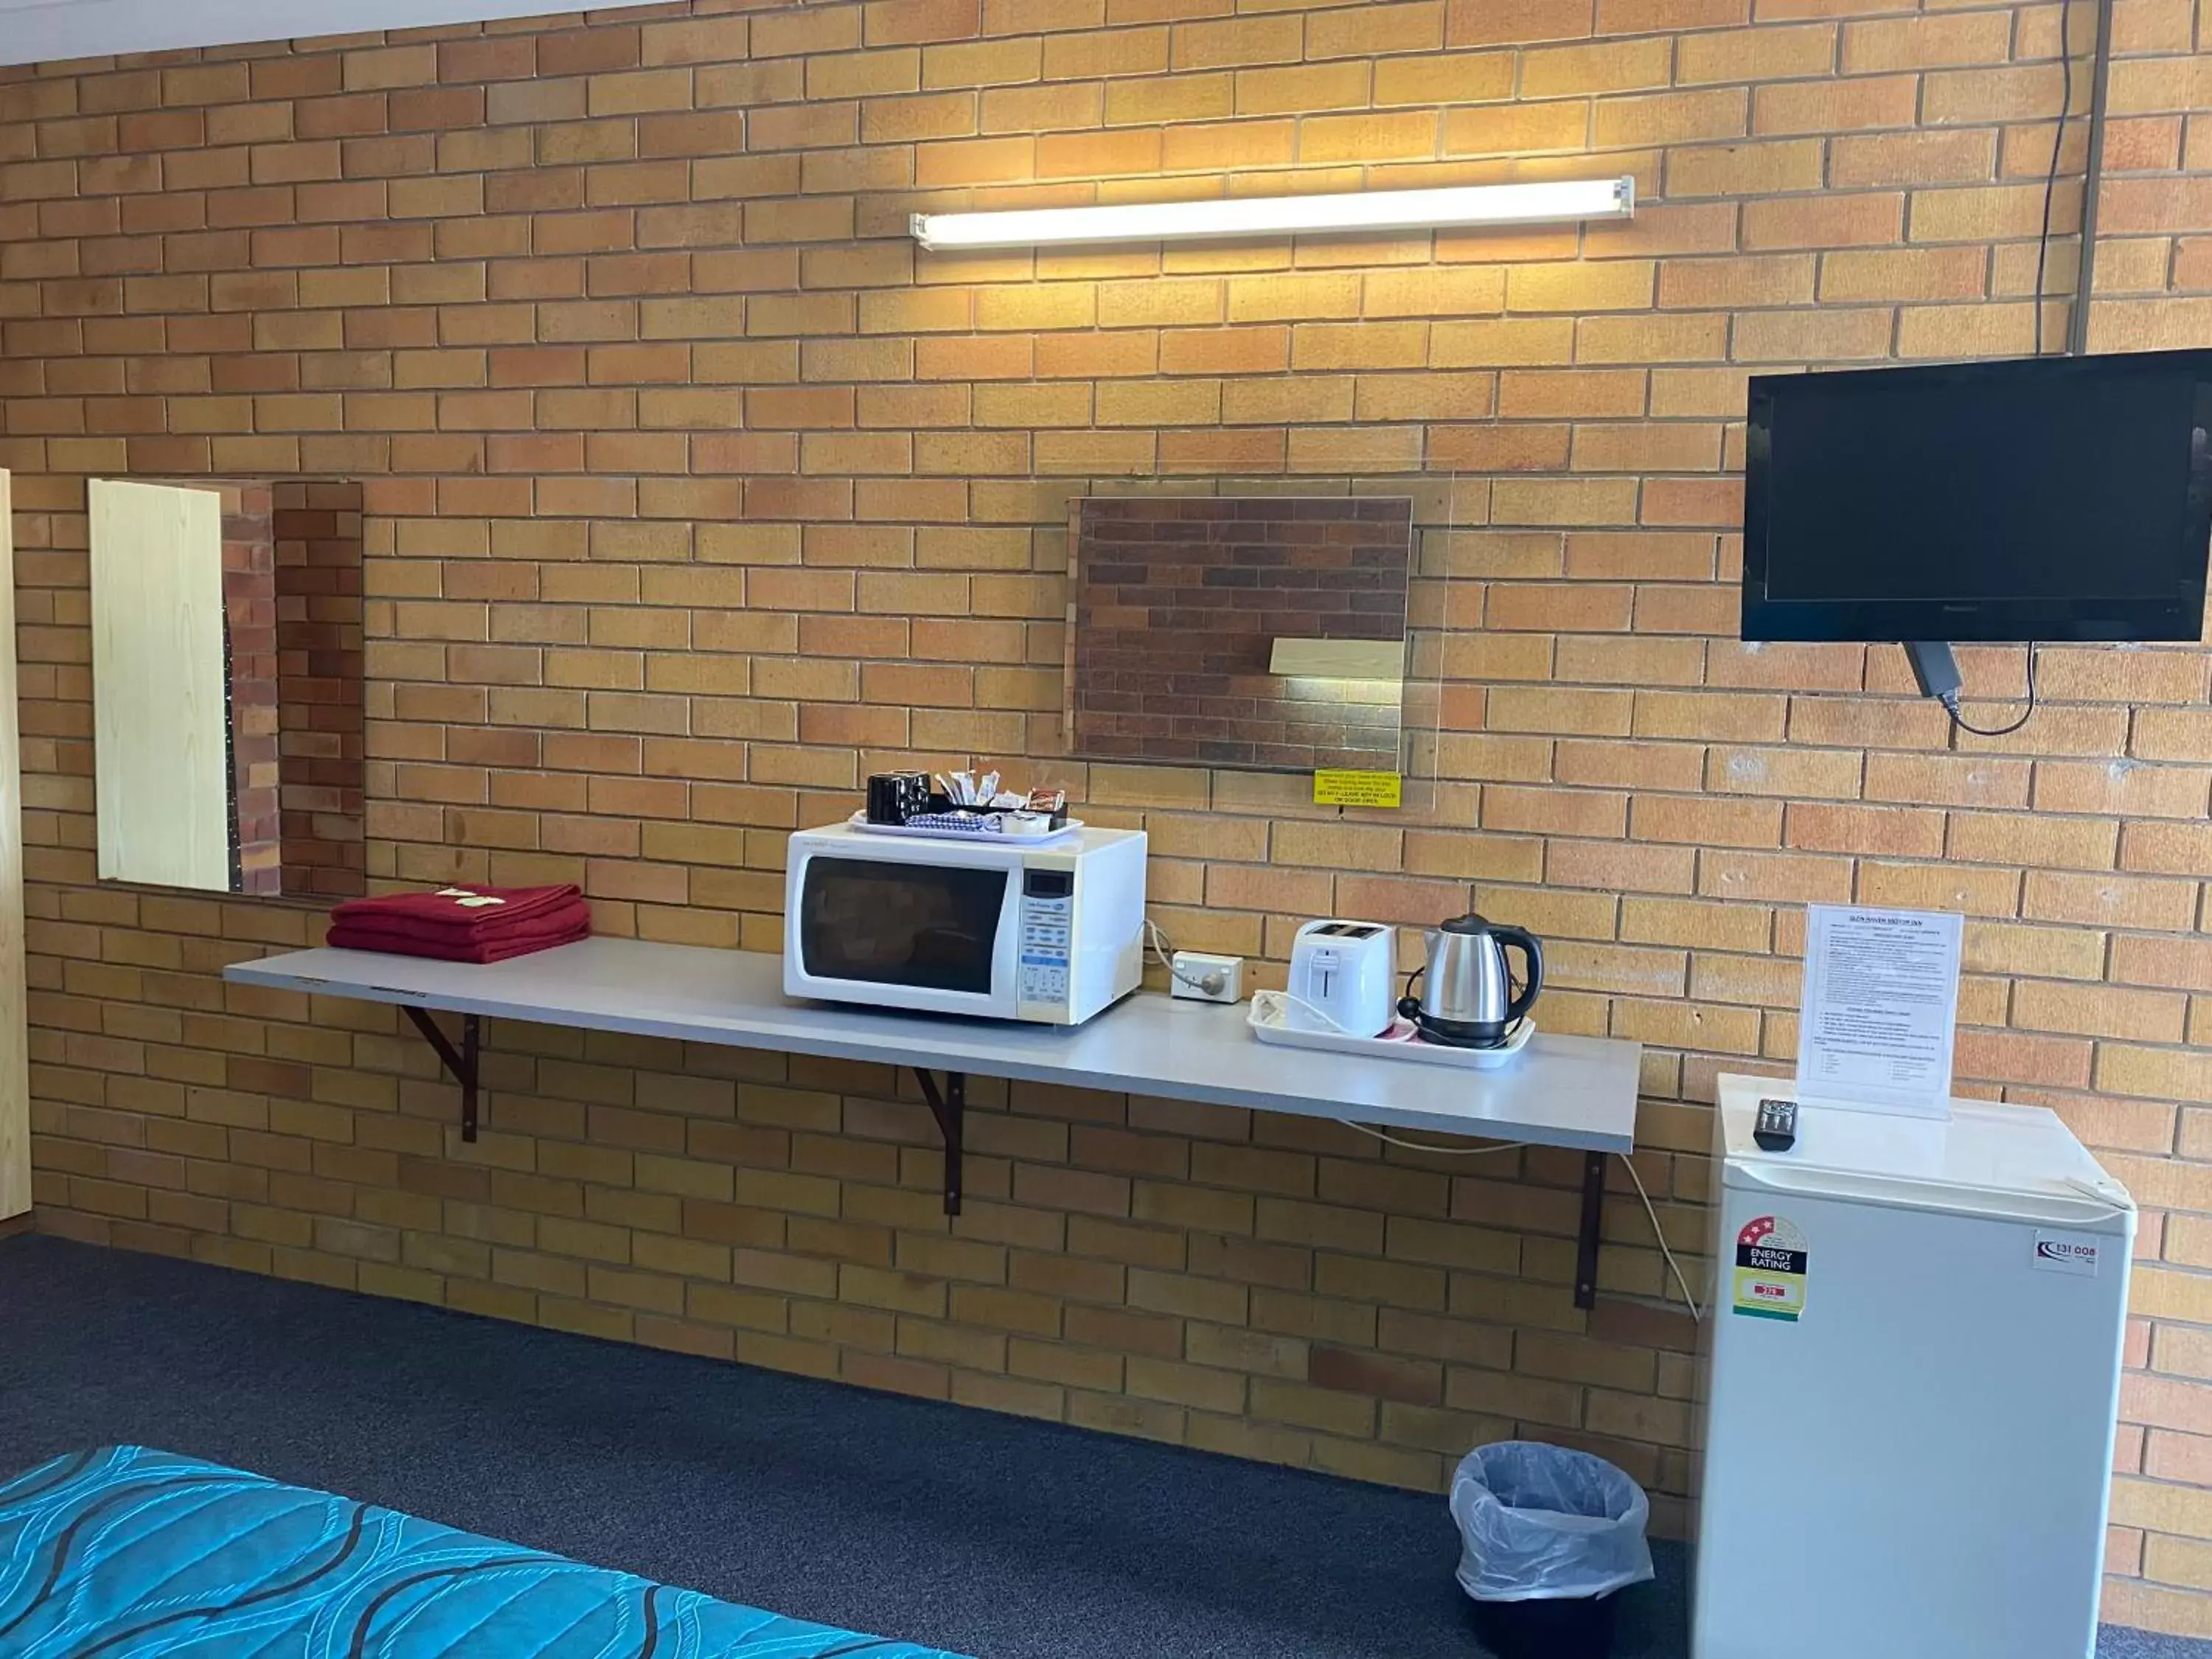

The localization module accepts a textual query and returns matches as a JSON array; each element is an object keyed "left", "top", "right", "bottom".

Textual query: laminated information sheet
[{"left": 1794, "top": 904, "right": 1963, "bottom": 1119}]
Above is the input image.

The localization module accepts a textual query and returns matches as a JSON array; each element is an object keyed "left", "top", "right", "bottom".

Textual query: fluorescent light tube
[{"left": 911, "top": 178, "right": 1634, "bottom": 251}]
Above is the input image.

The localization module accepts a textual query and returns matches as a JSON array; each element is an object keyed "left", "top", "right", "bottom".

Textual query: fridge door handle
[{"left": 1730, "top": 1161, "right": 2135, "bottom": 1227}]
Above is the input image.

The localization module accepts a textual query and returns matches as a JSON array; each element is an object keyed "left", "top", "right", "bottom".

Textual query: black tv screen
[{"left": 1741, "top": 350, "right": 2212, "bottom": 643}]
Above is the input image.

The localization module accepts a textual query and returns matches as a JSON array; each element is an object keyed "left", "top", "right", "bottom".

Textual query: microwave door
[{"left": 796, "top": 854, "right": 1018, "bottom": 1016}]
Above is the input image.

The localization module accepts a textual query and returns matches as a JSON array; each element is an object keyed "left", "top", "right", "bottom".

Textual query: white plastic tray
[
  {"left": 845, "top": 812, "right": 1083, "bottom": 844},
  {"left": 1248, "top": 990, "right": 1535, "bottom": 1071}
]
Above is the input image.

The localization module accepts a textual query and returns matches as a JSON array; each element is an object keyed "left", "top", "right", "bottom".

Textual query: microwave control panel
[{"left": 1018, "top": 868, "right": 1074, "bottom": 1006}]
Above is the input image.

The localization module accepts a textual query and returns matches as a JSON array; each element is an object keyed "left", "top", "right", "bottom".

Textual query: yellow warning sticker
[
  {"left": 1313, "top": 769, "right": 1402, "bottom": 809},
  {"left": 1731, "top": 1214, "right": 1808, "bottom": 1322}
]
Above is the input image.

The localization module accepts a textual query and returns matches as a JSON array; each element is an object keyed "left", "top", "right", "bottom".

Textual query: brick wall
[
  {"left": 4, "top": 0, "right": 2212, "bottom": 1633},
  {"left": 1069, "top": 495, "right": 1411, "bottom": 769}
]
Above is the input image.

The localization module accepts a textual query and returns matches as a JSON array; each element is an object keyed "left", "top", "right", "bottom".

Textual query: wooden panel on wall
[
  {"left": 0, "top": 471, "right": 24, "bottom": 1222},
  {"left": 88, "top": 479, "right": 232, "bottom": 894}
]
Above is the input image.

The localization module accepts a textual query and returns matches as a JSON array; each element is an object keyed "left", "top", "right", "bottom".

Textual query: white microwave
[{"left": 783, "top": 822, "right": 1147, "bottom": 1025}]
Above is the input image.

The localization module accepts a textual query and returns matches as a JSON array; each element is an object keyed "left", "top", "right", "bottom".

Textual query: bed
[{"left": 0, "top": 1445, "right": 971, "bottom": 1658}]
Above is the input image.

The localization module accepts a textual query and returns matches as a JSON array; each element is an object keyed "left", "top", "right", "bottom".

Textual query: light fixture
[
  {"left": 1270, "top": 638, "right": 1408, "bottom": 680},
  {"left": 910, "top": 178, "right": 1635, "bottom": 252}
]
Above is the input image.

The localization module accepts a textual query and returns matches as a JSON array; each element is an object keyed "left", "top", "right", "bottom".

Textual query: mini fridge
[{"left": 1694, "top": 1074, "right": 2135, "bottom": 1659}]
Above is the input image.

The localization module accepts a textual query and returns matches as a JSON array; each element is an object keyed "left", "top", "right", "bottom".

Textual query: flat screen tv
[{"left": 1741, "top": 349, "right": 2212, "bottom": 644}]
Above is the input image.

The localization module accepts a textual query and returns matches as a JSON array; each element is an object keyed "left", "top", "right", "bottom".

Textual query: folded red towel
[
  {"left": 331, "top": 902, "right": 587, "bottom": 949},
  {"left": 330, "top": 884, "right": 584, "bottom": 937},
  {"left": 327, "top": 916, "right": 591, "bottom": 964},
  {"left": 326, "top": 886, "right": 591, "bottom": 964}
]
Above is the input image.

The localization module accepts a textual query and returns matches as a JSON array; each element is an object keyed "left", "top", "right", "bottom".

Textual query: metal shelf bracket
[
  {"left": 1573, "top": 1151, "right": 1605, "bottom": 1310},
  {"left": 911, "top": 1068, "right": 966, "bottom": 1217},
  {"left": 403, "top": 1007, "right": 481, "bottom": 1142}
]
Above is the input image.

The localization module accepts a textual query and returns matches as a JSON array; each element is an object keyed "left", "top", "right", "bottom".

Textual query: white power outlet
[{"left": 1169, "top": 952, "right": 1242, "bottom": 1004}]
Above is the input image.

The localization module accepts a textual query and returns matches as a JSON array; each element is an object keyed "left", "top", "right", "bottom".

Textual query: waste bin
[{"left": 1449, "top": 1441, "right": 1654, "bottom": 1659}]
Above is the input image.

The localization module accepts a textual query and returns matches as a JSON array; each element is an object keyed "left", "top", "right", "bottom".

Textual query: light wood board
[
  {"left": 90, "top": 479, "right": 233, "bottom": 893},
  {"left": 1267, "top": 637, "right": 1408, "bottom": 679},
  {"left": 0, "top": 472, "right": 27, "bottom": 1220}
]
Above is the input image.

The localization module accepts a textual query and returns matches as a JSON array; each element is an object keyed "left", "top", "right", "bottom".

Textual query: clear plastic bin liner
[{"left": 1450, "top": 1441, "right": 1655, "bottom": 1603}]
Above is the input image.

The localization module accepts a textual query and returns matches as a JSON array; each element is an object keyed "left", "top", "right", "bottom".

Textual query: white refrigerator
[{"left": 1694, "top": 1074, "right": 2135, "bottom": 1659}]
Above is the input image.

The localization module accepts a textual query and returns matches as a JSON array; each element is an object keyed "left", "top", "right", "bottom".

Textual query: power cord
[
  {"left": 1956, "top": 0, "right": 2069, "bottom": 739},
  {"left": 1621, "top": 1155, "right": 1703, "bottom": 1323},
  {"left": 1940, "top": 641, "right": 2039, "bottom": 737},
  {"left": 1340, "top": 1085, "right": 1705, "bottom": 1319},
  {"left": 1256, "top": 981, "right": 1706, "bottom": 1321},
  {"left": 1340, "top": 1120, "right": 1530, "bottom": 1158},
  {"left": 2034, "top": 0, "right": 2076, "bottom": 356},
  {"left": 1259, "top": 985, "right": 1354, "bottom": 1034},
  {"left": 1252, "top": 987, "right": 1531, "bottom": 1157}
]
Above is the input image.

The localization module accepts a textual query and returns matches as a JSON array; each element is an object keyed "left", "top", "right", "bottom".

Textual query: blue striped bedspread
[{"left": 0, "top": 1446, "right": 971, "bottom": 1658}]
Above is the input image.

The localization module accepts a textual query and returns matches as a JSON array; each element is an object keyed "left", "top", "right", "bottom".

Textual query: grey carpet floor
[{"left": 0, "top": 1234, "right": 2201, "bottom": 1659}]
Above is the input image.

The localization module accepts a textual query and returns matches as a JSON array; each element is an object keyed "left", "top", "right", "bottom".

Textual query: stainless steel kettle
[{"left": 1397, "top": 912, "right": 1543, "bottom": 1047}]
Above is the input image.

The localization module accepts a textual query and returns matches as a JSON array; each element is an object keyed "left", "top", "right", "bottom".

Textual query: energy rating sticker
[
  {"left": 1732, "top": 1214, "right": 1808, "bottom": 1323},
  {"left": 1313, "top": 769, "right": 1402, "bottom": 809}
]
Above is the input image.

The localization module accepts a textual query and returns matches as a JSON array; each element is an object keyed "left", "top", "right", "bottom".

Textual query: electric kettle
[{"left": 1398, "top": 912, "right": 1544, "bottom": 1048}]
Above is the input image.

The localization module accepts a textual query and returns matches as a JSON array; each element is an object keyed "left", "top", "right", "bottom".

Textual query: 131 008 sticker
[
  {"left": 1732, "top": 1214, "right": 1808, "bottom": 1322},
  {"left": 2031, "top": 1231, "right": 2103, "bottom": 1277}
]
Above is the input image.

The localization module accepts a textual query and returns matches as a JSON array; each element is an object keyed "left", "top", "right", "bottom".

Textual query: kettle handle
[{"left": 1495, "top": 925, "right": 1544, "bottom": 1026}]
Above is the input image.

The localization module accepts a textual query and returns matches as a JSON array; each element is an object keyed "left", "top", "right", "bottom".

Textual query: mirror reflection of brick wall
[
  {"left": 1068, "top": 497, "right": 1413, "bottom": 771},
  {"left": 212, "top": 482, "right": 282, "bottom": 897},
  {"left": 273, "top": 482, "right": 366, "bottom": 900}
]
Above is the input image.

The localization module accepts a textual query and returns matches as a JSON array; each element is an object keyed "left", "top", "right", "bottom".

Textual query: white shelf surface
[{"left": 224, "top": 939, "right": 1640, "bottom": 1153}]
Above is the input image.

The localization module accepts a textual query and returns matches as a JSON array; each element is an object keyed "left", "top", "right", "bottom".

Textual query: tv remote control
[{"left": 1753, "top": 1097, "right": 1798, "bottom": 1152}]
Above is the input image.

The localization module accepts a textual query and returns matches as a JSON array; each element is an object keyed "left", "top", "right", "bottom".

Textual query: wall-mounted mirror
[
  {"left": 1064, "top": 494, "right": 1414, "bottom": 772},
  {"left": 88, "top": 478, "right": 364, "bottom": 898}
]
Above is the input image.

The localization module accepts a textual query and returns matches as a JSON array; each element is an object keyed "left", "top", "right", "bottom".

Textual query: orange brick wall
[{"left": 4, "top": 0, "right": 2212, "bottom": 1633}]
